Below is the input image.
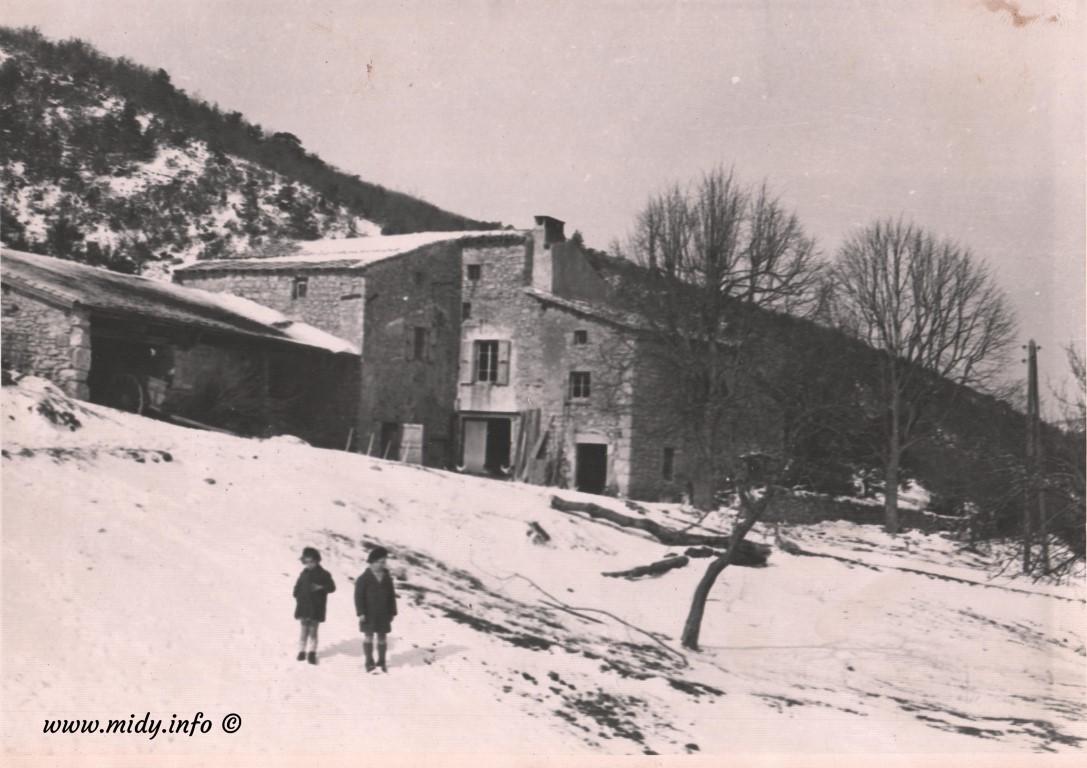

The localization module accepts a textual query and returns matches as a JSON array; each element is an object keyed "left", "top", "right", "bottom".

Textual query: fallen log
[
  {"left": 684, "top": 546, "right": 719, "bottom": 559},
  {"left": 550, "top": 496, "right": 770, "bottom": 567},
  {"left": 603, "top": 555, "right": 690, "bottom": 579}
]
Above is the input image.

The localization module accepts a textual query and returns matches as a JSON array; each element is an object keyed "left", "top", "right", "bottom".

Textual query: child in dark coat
[
  {"left": 354, "top": 546, "right": 398, "bottom": 672},
  {"left": 293, "top": 546, "right": 336, "bottom": 665}
]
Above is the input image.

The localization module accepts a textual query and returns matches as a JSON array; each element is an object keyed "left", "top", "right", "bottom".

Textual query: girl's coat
[{"left": 293, "top": 565, "right": 336, "bottom": 622}]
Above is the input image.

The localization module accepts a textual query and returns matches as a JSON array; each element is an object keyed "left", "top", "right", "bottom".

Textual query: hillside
[
  {"left": 0, "top": 27, "right": 501, "bottom": 277},
  {"left": 2, "top": 375, "right": 1084, "bottom": 758}
]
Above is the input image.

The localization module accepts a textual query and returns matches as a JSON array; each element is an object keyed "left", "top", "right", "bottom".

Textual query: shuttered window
[
  {"left": 476, "top": 341, "right": 498, "bottom": 381},
  {"left": 464, "top": 340, "right": 511, "bottom": 385}
]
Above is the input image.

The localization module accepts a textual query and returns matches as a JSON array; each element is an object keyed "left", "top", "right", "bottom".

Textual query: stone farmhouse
[
  {"left": 1, "top": 247, "right": 360, "bottom": 447},
  {"left": 175, "top": 217, "right": 779, "bottom": 500}
]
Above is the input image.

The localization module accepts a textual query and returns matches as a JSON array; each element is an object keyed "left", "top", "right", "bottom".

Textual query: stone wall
[
  {"left": 626, "top": 338, "right": 786, "bottom": 501},
  {"left": 357, "top": 242, "right": 462, "bottom": 466},
  {"left": 765, "top": 492, "right": 954, "bottom": 533},
  {"left": 174, "top": 269, "right": 366, "bottom": 348},
  {"left": 1, "top": 286, "right": 90, "bottom": 398},
  {"left": 459, "top": 241, "right": 634, "bottom": 492}
]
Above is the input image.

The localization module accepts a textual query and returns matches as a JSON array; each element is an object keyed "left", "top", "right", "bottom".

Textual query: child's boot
[
  {"left": 364, "top": 639, "right": 376, "bottom": 672},
  {"left": 307, "top": 651, "right": 318, "bottom": 665},
  {"left": 296, "top": 651, "right": 306, "bottom": 661}
]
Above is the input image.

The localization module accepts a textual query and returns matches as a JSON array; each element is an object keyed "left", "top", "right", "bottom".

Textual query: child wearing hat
[
  {"left": 354, "top": 546, "right": 398, "bottom": 672},
  {"left": 293, "top": 546, "right": 336, "bottom": 664}
]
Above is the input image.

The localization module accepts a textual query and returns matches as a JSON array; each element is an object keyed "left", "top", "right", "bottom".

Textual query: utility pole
[{"left": 1023, "top": 339, "right": 1048, "bottom": 575}]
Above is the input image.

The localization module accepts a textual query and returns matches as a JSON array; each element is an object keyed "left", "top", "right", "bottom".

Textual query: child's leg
[
  {"left": 362, "top": 631, "right": 375, "bottom": 668},
  {"left": 376, "top": 632, "right": 388, "bottom": 669},
  {"left": 298, "top": 621, "right": 310, "bottom": 654},
  {"left": 307, "top": 622, "right": 320, "bottom": 652}
]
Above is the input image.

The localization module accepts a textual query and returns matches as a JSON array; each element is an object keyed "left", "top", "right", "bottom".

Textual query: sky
[{"left": 3, "top": 0, "right": 1084, "bottom": 395}]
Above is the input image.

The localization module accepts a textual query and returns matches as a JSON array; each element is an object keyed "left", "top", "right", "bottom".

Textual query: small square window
[
  {"left": 291, "top": 276, "right": 308, "bottom": 300},
  {"left": 573, "top": 330, "right": 588, "bottom": 345},
  {"left": 662, "top": 447, "right": 675, "bottom": 482},
  {"left": 467, "top": 264, "right": 482, "bottom": 281},
  {"left": 569, "top": 371, "right": 591, "bottom": 399},
  {"left": 462, "top": 302, "right": 472, "bottom": 320}
]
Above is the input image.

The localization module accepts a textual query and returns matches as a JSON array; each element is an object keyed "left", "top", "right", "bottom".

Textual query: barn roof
[
  {"left": 0, "top": 248, "right": 360, "bottom": 355},
  {"left": 174, "top": 230, "right": 525, "bottom": 274}
]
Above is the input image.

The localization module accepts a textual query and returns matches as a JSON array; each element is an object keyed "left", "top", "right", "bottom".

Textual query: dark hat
[
  {"left": 300, "top": 546, "right": 321, "bottom": 563},
  {"left": 367, "top": 546, "right": 389, "bottom": 564}
]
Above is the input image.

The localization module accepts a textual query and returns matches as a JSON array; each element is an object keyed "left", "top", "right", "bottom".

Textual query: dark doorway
[
  {"left": 88, "top": 336, "right": 173, "bottom": 414},
  {"left": 461, "top": 416, "right": 512, "bottom": 475},
  {"left": 379, "top": 421, "right": 400, "bottom": 459},
  {"left": 484, "top": 417, "right": 511, "bottom": 473},
  {"left": 575, "top": 443, "right": 608, "bottom": 494}
]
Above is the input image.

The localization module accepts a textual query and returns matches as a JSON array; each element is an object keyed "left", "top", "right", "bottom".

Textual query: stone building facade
[
  {"left": 174, "top": 220, "right": 783, "bottom": 499},
  {"left": 1, "top": 282, "right": 92, "bottom": 399},
  {"left": 2, "top": 248, "right": 360, "bottom": 447}
]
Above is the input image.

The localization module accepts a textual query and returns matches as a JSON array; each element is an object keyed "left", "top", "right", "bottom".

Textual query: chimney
[
  {"left": 531, "top": 215, "right": 566, "bottom": 292},
  {"left": 534, "top": 215, "right": 565, "bottom": 249}
]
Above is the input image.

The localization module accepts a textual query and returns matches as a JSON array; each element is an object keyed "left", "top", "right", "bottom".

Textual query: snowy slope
[
  {"left": 1, "top": 29, "right": 496, "bottom": 278},
  {"left": 2, "top": 376, "right": 1085, "bottom": 758}
]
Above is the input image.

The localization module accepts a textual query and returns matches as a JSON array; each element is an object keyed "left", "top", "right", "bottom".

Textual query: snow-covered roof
[
  {"left": 175, "top": 230, "right": 526, "bottom": 273},
  {"left": 1, "top": 248, "right": 359, "bottom": 355}
]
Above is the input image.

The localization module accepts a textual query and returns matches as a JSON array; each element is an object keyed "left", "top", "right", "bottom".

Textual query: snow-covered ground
[{"left": 2, "top": 376, "right": 1085, "bottom": 761}]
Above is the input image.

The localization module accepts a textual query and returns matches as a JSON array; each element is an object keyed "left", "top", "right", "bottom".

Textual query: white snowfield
[{"left": 1, "top": 376, "right": 1085, "bottom": 763}]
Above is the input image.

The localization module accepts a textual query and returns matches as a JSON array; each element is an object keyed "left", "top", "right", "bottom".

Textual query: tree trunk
[
  {"left": 885, "top": 450, "right": 900, "bottom": 535},
  {"left": 690, "top": 458, "right": 715, "bottom": 511},
  {"left": 549, "top": 496, "right": 771, "bottom": 563},
  {"left": 885, "top": 391, "right": 901, "bottom": 534},
  {"left": 603, "top": 556, "right": 689, "bottom": 579},
  {"left": 681, "top": 556, "right": 730, "bottom": 650},
  {"left": 680, "top": 489, "right": 768, "bottom": 651}
]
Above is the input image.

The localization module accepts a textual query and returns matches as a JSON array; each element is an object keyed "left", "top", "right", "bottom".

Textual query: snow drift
[{"left": 2, "top": 376, "right": 1084, "bottom": 759}]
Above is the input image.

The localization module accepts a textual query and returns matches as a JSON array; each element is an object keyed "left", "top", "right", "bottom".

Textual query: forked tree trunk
[
  {"left": 680, "top": 491, "right": 767, "bottom": 651},
  {"left": 681, "top": 555, "right": 731, "bottom": 650}
]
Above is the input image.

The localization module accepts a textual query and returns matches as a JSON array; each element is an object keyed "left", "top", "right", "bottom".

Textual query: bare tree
[
  {"left": 680, "top": 453, "right": 781, "bottom": 650},
  {"left": 831, "top": 218, "right": 1018, "bottom": 533},
  {"left": 607, "top": 166, "right": 822, "bottom": 652},
  {"left": 617, "top": 166, "right": 821, "bottom": 510}
]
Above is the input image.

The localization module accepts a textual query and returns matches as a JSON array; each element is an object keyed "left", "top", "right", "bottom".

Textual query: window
[
  {"left": 464, "top": 340, "right": 510, "bottom": 385},
  {"left": 462, "top": 302, "right": 472, "bottom": 320},
  {"left": 662, "top": 447, "right": 676, "bottom": 482},
  {"left": 476, "top": 340, "right": 499, "bottom": 382},
  {"left": 466, "top": 264, "right": 482, "bottom": 281},
  {"left": 569, "top": 371, "right": 591, "bottom": 399},
  {"left": 573, "top": 330, "right": 588, "bottom": 345},
  {"left": 411, "top": 326, "right": 429, "bottom": 361},
  {"left": 291, "top": 276, "right": 308, "bottom": 300}
]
